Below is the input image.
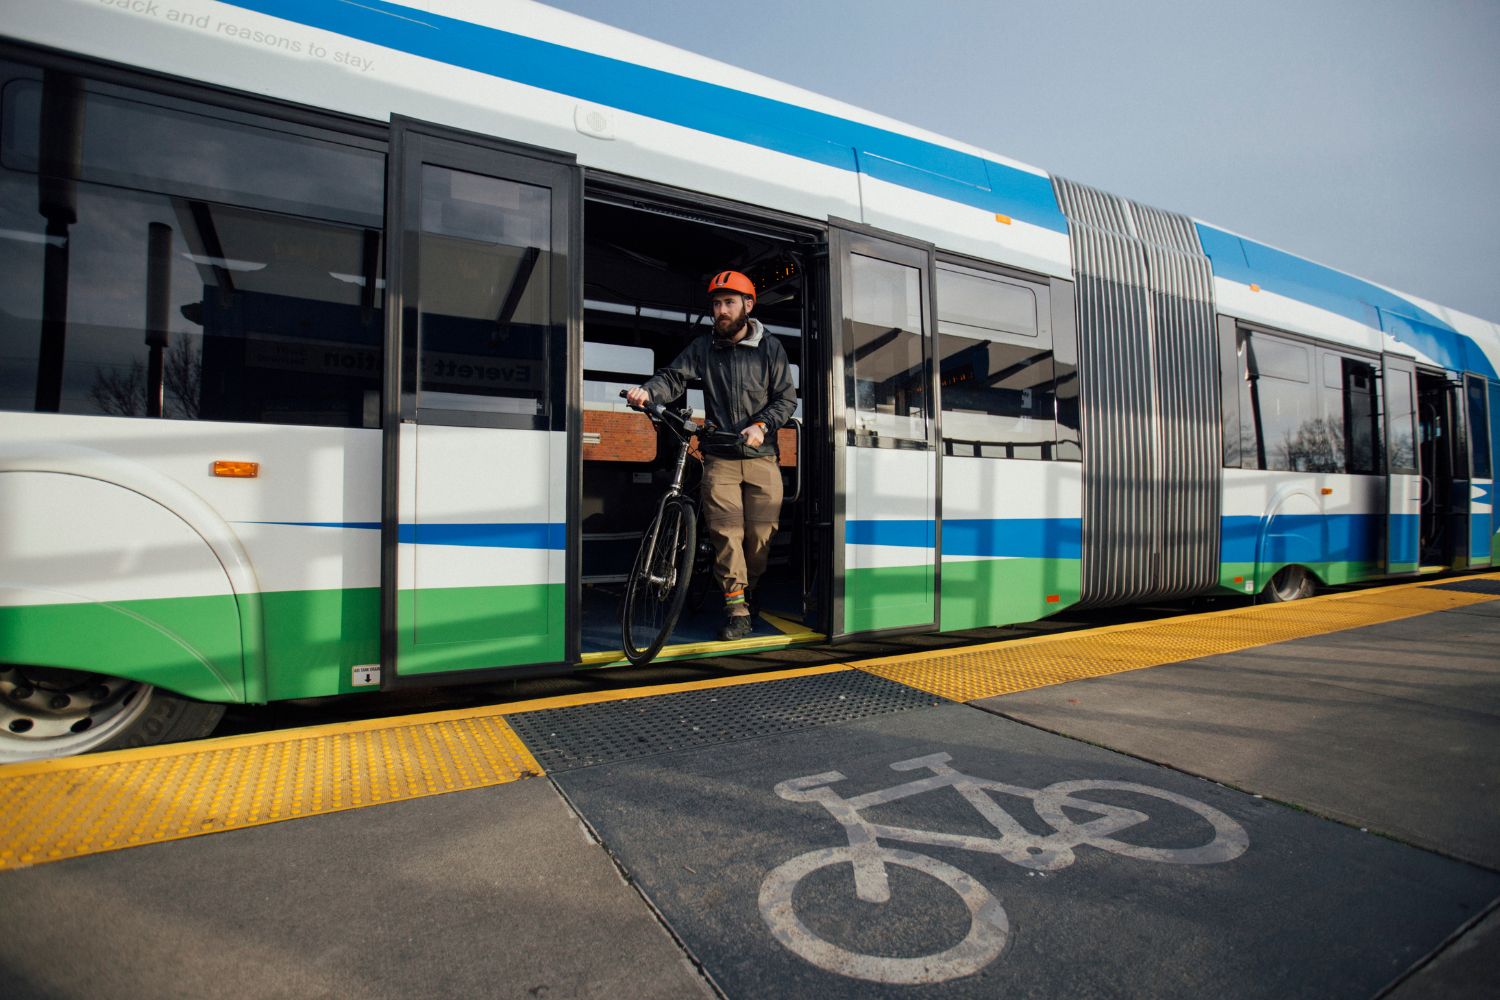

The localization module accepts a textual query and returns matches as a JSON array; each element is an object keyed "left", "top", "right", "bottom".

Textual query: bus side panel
[
  {"left": 939, "top": 456, "right": 1082, "bottom": 630},
  {"left": 0, "top": 470, "right": 244, "bottom": 701},
  {"left": 394, "top": 426, "right": 567, "bottom": 676},
  {"left": 2, "top": 416, "right": 387, "bottom": 702},
  {"left": 843, "top": 447, "right": 935, "bottom": 634},
  {"left": 1220, "top": 468, "right": 1385, "bottom": 592}
]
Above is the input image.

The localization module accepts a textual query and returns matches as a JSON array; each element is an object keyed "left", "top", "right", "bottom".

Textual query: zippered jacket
[{"left": 641, "top": 318, "right": 797, "bottom": 459}]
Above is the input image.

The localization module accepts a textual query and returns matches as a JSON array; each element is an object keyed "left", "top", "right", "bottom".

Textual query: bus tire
[
  {"left": 1262, "top": 565, "right": 1315, "bottom": 603},
  {"left": 0, "top": 667, "right": 226, "bottom": 763}
]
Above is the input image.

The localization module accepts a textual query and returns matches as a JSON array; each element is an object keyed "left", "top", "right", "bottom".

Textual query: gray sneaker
[{"left": 718, "top": 615, "right": 753, "bottom": 641}]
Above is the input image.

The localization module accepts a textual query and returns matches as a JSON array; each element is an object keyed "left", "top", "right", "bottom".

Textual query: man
[{"left": 627, "top": 270, "right": 797, "bottom": 641}]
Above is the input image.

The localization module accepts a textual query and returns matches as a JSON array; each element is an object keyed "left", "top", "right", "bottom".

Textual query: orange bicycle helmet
[{"left": 707, "top": 270, "right": 756, "bottom": 298}]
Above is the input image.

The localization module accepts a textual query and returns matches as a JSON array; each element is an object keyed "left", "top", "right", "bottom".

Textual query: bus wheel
[
  {"left": 0, "top": 666, "right": 225, "bottom": 764},
  {"left": 1263, "top": 566, "right": 1315, "bottom": 603}
]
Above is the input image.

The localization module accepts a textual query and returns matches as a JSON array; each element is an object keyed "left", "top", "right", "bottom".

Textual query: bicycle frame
[{"left": 774, "top": 751, "right": 1248, "bottom": 902}]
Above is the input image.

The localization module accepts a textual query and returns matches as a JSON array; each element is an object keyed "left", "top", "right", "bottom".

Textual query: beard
[{"left": 713, "top": 311, "right": 749, "bottom": 342}]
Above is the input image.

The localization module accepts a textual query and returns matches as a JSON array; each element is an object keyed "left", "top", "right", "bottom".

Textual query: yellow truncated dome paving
[
  {"left": 852, "top": 576, "right": 1500, "bottom": 703},
  {"left": 0, "top": 575, "right": 1495, "bottom": 871},
  {"left": 0, "top": 714, "right": 541, "bottom": 869}
]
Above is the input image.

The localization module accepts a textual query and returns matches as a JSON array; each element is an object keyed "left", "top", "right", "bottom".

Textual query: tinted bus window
[
  {"left": 0, "top": 66, "right": 385, "bottom": 426},
  {"left": 416, "top": 166, "right": 551, "bottom": 416},
  {"left": 1243, "top": 332, "right": 1331, "bottom": 472},
  {"left": 1386, "top": 367, "right": 1418, "bottom": 474},
  {"left": 1341, "top": 358, "right": 1381, "bottom": 475},
  {"left": 936, "top": 264, "right": 1057, "bottom": 459},
  {"left": 846, "top": 253, "right": 928, "bottom": 445},
  {"left": 1469, "top": 377, "right": 1493, "bottom": 479}
]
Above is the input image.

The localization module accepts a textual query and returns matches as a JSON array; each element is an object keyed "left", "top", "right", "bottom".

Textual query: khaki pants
[{"left": 701, "top": 454, "right": 783, "bottom": 609}]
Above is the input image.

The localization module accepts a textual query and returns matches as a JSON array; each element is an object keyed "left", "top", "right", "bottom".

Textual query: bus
[{"left": 2, "top": 0, "right": 1497, "bottom": 762}]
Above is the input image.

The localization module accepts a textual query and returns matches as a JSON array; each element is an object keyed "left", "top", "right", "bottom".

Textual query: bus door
[
  {"left": 1464, "top": 373, "right": 1493, "bottom": 568},
  {"left": 1382, "top": 354, "right": 1420, "bottom": 575},
  {"left": 381, "top": 119, "right": 580, "bottom": 685},
  {"left": 825, "top": 223, "right": 940, "bottom": 638}
]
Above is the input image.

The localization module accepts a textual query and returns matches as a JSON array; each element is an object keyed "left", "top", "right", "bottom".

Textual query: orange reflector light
[
  {"left": 1045, "top": 594, "right": 1060, "bottom": 604},
  {"left": 1249, "top": 283, "right": 1261, "bottom": 292},
  {"left": 994, "top": 213, "right": 1012, "bottom": 225},
  {"left": 1321, "top": 487, "right": 1334, "bottom": 495},
  {"left": 1233, "top": 575, "right": 1244, "bottom": 583},
  {"left": 212, "top": 461, "right": 259, "bottom": 478}
]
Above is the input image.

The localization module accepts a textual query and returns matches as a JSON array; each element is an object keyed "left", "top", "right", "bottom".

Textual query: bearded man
[{"left": 626, "top": 270, "right": 797, "bottom": 640}]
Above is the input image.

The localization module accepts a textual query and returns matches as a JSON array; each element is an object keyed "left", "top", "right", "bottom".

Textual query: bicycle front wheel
[{"left": 621, "top": 496, "right": 697, "bottom": 664}]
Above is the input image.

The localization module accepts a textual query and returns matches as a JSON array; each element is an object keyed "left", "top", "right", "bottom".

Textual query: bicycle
[
  {"left": 617, "top": 390, "right": 741, "bottom": 664},
  {"left": 758, "top": 751, "right": 1249, "bottom": 985}
]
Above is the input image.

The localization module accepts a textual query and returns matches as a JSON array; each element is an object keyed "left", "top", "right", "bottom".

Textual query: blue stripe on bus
[
  {"left": 221, "top": 2, "right": 1500, "bottom": 376},
  {"left": 254, "top": 521, "right": 566, "bottom": 549},
  {"left": 1219, "top": 513, "right": 1409, "bottom": 565},
  {"left": 1390, "top": 515, "right": 1420, "bottom": 568},
  {"left": 845, "top": 519, "right": 935, "bottom": 549},
  {"left": 217, "top": 0, "right": 1068, "bottom": 232},
  {"left": 1472, "top": 514, "right": 1493, "bottom": 561},
  {"left": 942, "top": 518, "right": 1082, "bottom": 559},
  {"left": 1196, "top": 225, "right": 1494, "bottom": 378}
]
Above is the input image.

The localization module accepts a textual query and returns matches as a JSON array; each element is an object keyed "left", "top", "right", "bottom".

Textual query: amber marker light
[
  {"left": 212, "top": 461, "right": 259, "bottom": 478},
  {"left": 1321, "top": 487, "right": 1334, "bottom": 495},
  {"left": 1249, "top": 283, "right": 1262, "bottom": 292},
  {"left": 1233, "top": 575, "right": 1244, "bottom": 583},
  {"left": 994, "top": 213, "right": 1012, "bottom": 225}
]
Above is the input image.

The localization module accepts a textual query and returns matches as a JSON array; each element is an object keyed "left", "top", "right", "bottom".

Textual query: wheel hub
[{"left": 0, "top": 666, "right": 153, "bottom": 758}]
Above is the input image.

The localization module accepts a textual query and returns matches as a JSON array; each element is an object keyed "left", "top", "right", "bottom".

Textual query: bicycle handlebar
[
  {"left": 620, "top": 390, "right": 768, "bottom": 450},
  {"left": 620, "top": 388, "right": 701, "bottom": 437}
]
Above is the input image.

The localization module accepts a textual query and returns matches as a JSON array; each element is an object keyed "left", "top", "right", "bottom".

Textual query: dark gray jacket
[{"left": 642, "top": 319, "right": 797, "bottom": 459}]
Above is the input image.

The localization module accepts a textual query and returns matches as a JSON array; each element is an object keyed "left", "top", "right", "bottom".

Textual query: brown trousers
[{"left": 701, "top": 454, "right": 783, "bottom": 602}]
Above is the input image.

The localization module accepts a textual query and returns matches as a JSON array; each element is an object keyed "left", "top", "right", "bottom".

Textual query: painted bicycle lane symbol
[{"left": 758, "top": 752, "right": 1250, "bottom": 985}]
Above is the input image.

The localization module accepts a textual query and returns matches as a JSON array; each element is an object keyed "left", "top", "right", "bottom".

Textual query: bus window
[
  {"left": 1386, "top": 366, "right": 1418, "bottom": 474},
  {"left": 0, "top": 65, "right": 385, "bottom": 426},
  {"left": 936, "top": 263, "right": 1057, "bottom": 459},
  {"left": 1241, "top": 331, "right": 1331, "bottom": 472},
  {"left": 1341, "top": 357, "right": 1381, "bottom": 475},
  {"left": 415, "top": 165, "right": 551, "bottom": 417},
  {"left": 846, "top": 253, "right": 928, "bottom": 445},
  {"left": 1469, "top": 377, "right": 1492, "bottom": 480}
]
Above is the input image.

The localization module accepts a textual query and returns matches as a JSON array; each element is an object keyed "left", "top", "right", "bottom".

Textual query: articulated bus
[{"left": 2, "top": 0, "right": 1497, "bottom": 762}]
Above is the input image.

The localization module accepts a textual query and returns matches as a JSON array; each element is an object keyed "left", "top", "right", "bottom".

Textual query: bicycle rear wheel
[{"left": 621, "top": 496, "right": 697, "bottom": 664}]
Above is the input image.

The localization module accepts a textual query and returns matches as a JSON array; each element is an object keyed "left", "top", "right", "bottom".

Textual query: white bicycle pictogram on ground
[{"left": 758, "top": 752, "right": 1250, "bottom": 985}]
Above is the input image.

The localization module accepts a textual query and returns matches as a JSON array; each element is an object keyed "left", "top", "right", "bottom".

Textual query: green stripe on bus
[
  {"left": 844, "top": 565, "right": 935, "bottom": 633},
  {"left": 396, "top": 583, "right": 565, "bottom": 676},
  {"left": 0, "top": 594, "right": 245, "bottom": 702},
  {"left": 938, "top": 558, "right": 1083, "bottom": 631}
]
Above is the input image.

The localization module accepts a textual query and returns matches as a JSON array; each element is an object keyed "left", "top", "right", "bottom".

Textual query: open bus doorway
[
  {"left": 577, "top": 190, "right": 823, "bottom": 661},
  {"left": 1416, "top": 369, "right": 1465, "bottom": 568}
]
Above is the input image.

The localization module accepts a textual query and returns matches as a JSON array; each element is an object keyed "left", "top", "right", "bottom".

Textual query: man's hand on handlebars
[
  {"left": 740, "top": 422, "right": 766, "bottom": 449},
  {"left": 625, "top": 386, "right": 651, "bottom": 408}
]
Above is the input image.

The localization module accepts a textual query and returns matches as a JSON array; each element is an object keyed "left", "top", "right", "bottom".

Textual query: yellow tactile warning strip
[
  {"left": 0, "top": 712, "right": 540, "bottom": 871},
  {"left": 853, "top": 574, "right": 1500, "bottom": 703}
]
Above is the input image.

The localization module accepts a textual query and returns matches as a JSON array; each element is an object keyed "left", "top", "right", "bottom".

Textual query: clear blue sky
[{"left": 543, "top": 0, "right": 1500, "bottom": 322}]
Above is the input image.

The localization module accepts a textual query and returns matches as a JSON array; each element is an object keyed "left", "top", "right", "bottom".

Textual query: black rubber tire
[
  {"left": 92, "top": 687, "right": 226, "bottom": 754},
  {"left": 622, "top": 496, "right": 697, "bottom": 665},
  {"left": 1262, "top": 565, "right": 1315, "bottom": 603}
]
